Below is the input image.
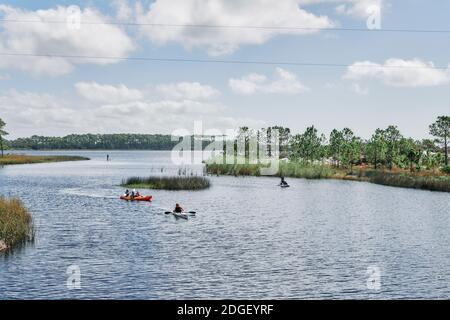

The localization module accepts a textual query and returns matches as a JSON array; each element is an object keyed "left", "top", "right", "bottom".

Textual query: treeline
[
  {"left": 235, "top": 116, "right": 450, "bottom": 173},
  {"left": 7, "top": 134, "right": 179, "bottom": 150}
]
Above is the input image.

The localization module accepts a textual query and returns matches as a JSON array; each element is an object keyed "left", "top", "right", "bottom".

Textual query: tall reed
[{"left": 0, "top": 197, "right": 34, "bottom": 252}]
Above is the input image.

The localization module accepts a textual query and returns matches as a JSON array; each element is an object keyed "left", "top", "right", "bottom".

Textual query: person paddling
[{"left": 174, "top": 203, "right": 184, "bottom": 213}]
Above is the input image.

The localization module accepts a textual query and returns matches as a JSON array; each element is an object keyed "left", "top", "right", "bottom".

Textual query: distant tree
[
  {"left": 0, "top": 118, "right": 8, "bottom": 157},
  {"left": 8, "top": 134, "right": 179, "bottom": 150},
  {"left": 290, "top": 126, "right": 325, "bottom": 162},
  {"left": 329, "top": 129, "right": 344, "bottom": 167},
  {"left": 429, "top": 116, "right": 450, "bottom": 166},
  {"left": 384, "top": 125, "right": 403, "bottom": 170},
  {"left": 237, "top": 126, "right": 252, "bottom": 159},
  {"left": 420, "top": 139, "right": 440, "bottom": 170},
  {"left": 269, "top": 126, "right": 291, "bottom": 157},
  {"left": 365, "top": 129, "right": 387, "bottom": 169},
  {"left": 340, "top": 129, "right": 362, "bottom": 171},
  {"left": 399, "top": 138, "right": 421, "bottom": 172}
]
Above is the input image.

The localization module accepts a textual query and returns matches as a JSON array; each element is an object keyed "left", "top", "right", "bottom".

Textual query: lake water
[{"left": 1, "top": 150, "right": 450, "bottom": 299}]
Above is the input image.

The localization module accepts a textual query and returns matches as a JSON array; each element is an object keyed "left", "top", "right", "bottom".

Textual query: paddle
[{"left": 164, "top": 211, "right": 196, "bottom": 214}]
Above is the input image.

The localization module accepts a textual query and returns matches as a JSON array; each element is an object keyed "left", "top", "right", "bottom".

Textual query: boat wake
[{"left": 60, "top": 188, "right": 117, "bottom": 199}]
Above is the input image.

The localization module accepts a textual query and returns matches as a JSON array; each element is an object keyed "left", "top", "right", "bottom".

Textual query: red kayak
[{"left": 120, "top": 195, "right": 152, "bottom": 202}]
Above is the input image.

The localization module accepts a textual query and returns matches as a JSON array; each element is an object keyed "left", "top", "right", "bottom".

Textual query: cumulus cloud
[
  {"left": 0, "top": 81, "right": 264, "bottom": 137},
  {"left": 229, "top": 68, "right": 309, "bottom": 95},
  {"left": 0, "top": 5, "right": 135, "bottom": 76},
  {"left": 111, "top": 0, "right": 133, "bottom": 21},
  {"left": 344, "top": 58, "right": 450, "bottom": 87},
  {"left": 135, "top": 0, "right": 335, "bottom": 55},
  {"left": 155, "top": 82, "right": 220, "bottom": 100},
  {"left": 75, "top": 82, "right": 144, "bottom": 104},
  {"left": 0, "top": 90, "right": 83, "bottom": 134}
]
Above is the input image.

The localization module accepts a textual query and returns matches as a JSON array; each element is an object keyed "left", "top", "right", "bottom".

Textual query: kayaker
[
  {"left": 174, "top": 203, "right": 184, "bottom": 213},
  {"left": 130, "top": 190, "right": 135, "bottom": 199},
  {"left": 135, "top": 190, "right": 141, "bottom": 197},
  {"left": 280, "top": 176, "right": 288, "bottom": 186},
  {"left": 124, "top": 189, "right": 130, "bottom": 197}
]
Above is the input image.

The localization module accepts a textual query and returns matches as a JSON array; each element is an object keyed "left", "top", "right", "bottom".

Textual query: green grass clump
[
  {"left": 0, "top": 197, "right": 34, "bottom": 252},
  {"left": 278, "top": 162, "right": 334, "bottom": 179},
  {"left": 122, "top": 176, "right": 211, "bottom": 190}
]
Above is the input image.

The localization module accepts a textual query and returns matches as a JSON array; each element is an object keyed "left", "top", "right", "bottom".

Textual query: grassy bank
[
  {"left": 356, "top": 170, "right": 450, "bottom": 192},
  {"left": 0, "top": 154, "right": 89, "bottom": 166},
  {"left": 206, "top": 162, "right": 450, "bottom": 192},
  {"left": 122, "top": 176, "right": 211, "bottom": 190},
  {"left": 206, "top": 161, "right": 335, "bottom": 179},
  {"left": 0, "top": 197, "right": 34, "bottom": 252}
]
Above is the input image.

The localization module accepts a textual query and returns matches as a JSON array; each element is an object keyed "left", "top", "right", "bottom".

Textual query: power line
[
  {"left": 0, "top": 52, "right": 448, "bottom": 70},
  {"left": 1, "top": 18, "right": 450, "bottom": 34}
]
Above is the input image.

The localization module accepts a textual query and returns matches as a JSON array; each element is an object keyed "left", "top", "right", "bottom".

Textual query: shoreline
[
  {"left": 206, "top": 163, "right": 450, "bottom": 193},
  {"left": 0, "top": 154, "right": 90, "bottom": 166}
]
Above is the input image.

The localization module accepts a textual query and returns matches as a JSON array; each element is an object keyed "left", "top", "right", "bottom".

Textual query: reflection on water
[{"left": 1, "top": 150, "right": 450, "bottom": 299}]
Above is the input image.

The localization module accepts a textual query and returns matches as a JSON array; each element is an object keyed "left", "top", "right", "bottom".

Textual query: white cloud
[
  {"left": 344, "top": 59, "right": 450, "bottom": 87},
  {"left": 0, "top": 73, "right": 9, "bottom": 80},
  {"left": 0, "top": 90, "right": 82, "bottom": 133},
  {"left": 0, "top": 80, "right": 266, "bottom": 137},
  {"left": 75, "top": 82, "right": 144, "bottom": 104},
  {"left": 155, "top": 82, "right": 220, "bottom": 100},
  {"left": 229, "top": 68, "right": 309, "bottom": 95},
  {"left": 0, "top": 5, "right": 135, "bottom": 76},
  {"left": 135, "top": 0, "right": 335, "bottom": 56},
  {"left": 299, "top": 0, "right": 385, "bottom": 19},
  {"left": 1, "top": 85, "right": 264, "bottom": 138},
  {"left": 350, "top": 83, "right": 369, "bottom": 95},
  {"left": 111, "top": 0, "right": 133, "bottom": 21}
]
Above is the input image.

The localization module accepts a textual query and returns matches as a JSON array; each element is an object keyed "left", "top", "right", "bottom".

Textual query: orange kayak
[{"left": 120, "top": 195, "right": 152, "bottom": 202}]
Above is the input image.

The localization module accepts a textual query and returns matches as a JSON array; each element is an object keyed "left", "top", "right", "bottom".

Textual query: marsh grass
[
  {"left": 0, "top": 197, "right": 34, "bottom": 252},
  {"left": 122, "top": 176, "right": 211, "bottom": 190},
  {"left": 358, "top": 170, "right": 450, "bottom": 192},
  {"left": 0, "top": 154, "right": 89, "bottom": 166},
  {"left": 206, "top": 161, "right": 450, "bottom": 192},
  {"left": 206, "top": 161, "right": 334, "bottom": 179}
]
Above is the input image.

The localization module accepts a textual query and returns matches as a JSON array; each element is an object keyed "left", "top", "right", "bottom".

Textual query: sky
[{"left": 0, "top": 0, "right": 449, "bottom": 139}]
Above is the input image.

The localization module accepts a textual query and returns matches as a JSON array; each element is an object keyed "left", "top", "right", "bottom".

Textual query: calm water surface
[{"left": 1, "top": 150, "right": 449, "bottom": 299}]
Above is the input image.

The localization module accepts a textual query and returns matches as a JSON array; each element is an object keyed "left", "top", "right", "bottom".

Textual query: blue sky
[{"left": 0, "top": 0, "right": 449, "bottom": 139}]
